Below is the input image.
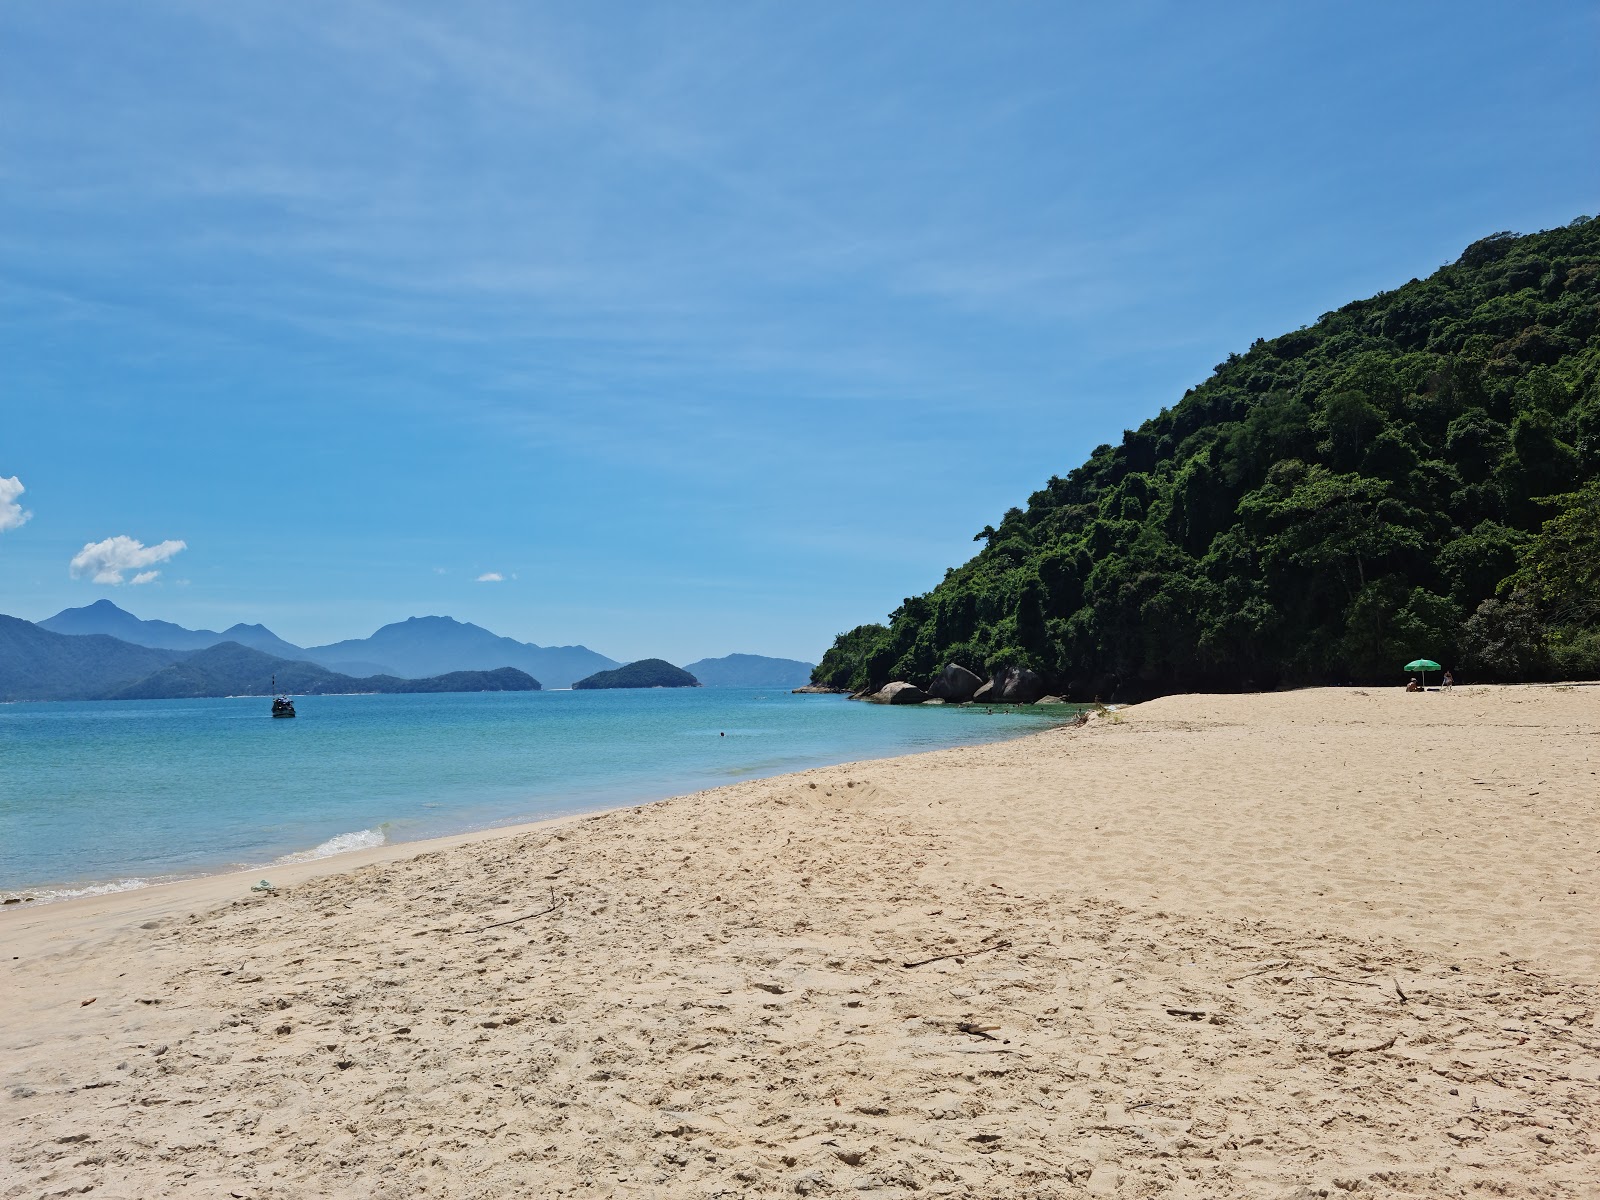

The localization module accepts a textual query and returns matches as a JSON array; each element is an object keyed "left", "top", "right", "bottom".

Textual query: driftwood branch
[
  {"left": 1327, "top": 1035, "right": 1398, "bottom": 1058},
  {"left": 462, "top": 886, "right": 564, "bottom": 935},
  {"left": 902, "top": 940, "right": 1012, "bottom": 969}
]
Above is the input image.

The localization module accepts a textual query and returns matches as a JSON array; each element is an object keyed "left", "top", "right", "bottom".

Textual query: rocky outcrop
[
  {"left": 1034, "top": 695, "right": 1069, "bottom": 705},
  {"left": 792, "top": 683, "right": 848, "bottom": 694},
  {"left": 927, "top": 663, "right": 983, "bottom": 702},
  {"left": 972, "top": 681, "right": 995, "bottom": 702},
  {"left": 866, "top": 681, "right": 928, "bottom": 705},
  {"left": 992, "top": 666, "right": 1046, "bottom": 704}
]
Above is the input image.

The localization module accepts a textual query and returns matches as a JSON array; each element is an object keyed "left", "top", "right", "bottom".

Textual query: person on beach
[
  {"left": 1406, "top": 676, "right": 1422, "bottom": 692},
  {"left": 1442, "top": 670, "right": 1454, "bottom": 691}
]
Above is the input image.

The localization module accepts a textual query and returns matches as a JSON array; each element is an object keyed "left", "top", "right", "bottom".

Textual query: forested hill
[{"left": 815, "top": 218, "right": 1600, "bottom": 699}]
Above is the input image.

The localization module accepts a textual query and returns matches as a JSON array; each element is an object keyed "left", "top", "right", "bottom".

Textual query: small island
[{"left": 571, "top": 658, "right": 701, "bottom": 690}]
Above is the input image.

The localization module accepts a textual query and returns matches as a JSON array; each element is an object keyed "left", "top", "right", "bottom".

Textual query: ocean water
[{"left": 0, "top": 689, "right": 1072, "bottom": 900}]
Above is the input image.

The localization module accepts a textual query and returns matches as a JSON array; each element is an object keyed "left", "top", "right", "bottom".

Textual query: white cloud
[
  {"left": 0, "top": 476, "right": 31, "bottom": 532},
  {"left": 475, "top": 571, "right": 505, "bottom": 582},
  {"left": 69, "top": 535, "right": 187, "bottom": 585}
]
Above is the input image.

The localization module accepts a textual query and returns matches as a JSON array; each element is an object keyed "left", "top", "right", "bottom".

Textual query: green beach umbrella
[{"left": 1404, "top": 658, "right": 1441, "bottom": 688}]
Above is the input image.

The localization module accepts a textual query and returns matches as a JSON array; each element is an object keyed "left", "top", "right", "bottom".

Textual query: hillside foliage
[
  {"left": 815, "top": 218, "right": 1600, "bottom": 698},
  {"left": 0, "top": 616, "right": 183, "bottom": 701}
]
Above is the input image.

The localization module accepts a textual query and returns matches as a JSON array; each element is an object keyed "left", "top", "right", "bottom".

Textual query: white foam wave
[
  {"left": 274, "top": 827, "right": 387, "bottom": 864},
  {"left": 6, "top": 877, "right": 155, "bottom": 906}
]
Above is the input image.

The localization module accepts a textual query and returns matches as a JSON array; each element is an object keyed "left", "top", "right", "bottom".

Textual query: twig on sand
[
  {"left": 1306, "top": 974, "right": 1385, "bottom": 988},
  {"left": 1327, "top": 1035, "right": 1398, "bottom": 1058},
  {"left": 902, "top": 940, "right": 1012, "bottom": 969},
  {"left": 460, "top": 886, "right": 565, "bottom": 935},
  {"left": 1224, "top": 961, "right": 1293, "bottom": 982}
]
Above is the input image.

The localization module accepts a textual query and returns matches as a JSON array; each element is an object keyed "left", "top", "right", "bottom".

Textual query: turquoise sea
[{"left": 0, "top": 689, "right": 1070, "bottom": 900}]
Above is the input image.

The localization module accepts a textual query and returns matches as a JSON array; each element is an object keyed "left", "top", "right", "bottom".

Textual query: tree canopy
[{"left": 815, "top": 218, "right": 1600, "bottom": 698}]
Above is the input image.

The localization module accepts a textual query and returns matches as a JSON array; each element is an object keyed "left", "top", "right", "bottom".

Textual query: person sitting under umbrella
[{"left": 1404, "top": 658, "right": 1441, "bottom": 690}]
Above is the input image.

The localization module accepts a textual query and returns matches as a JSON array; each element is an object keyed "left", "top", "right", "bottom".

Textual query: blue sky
[{"left": 2, "top": 1, "right": 1595, "bottom": 663}]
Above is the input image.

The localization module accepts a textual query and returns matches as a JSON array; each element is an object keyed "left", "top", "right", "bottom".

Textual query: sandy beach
[{"left": 3, "top": 685, "right": 1596, "bottom": 1197}]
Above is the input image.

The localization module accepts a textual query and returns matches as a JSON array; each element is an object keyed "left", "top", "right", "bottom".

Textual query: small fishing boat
[{"left": 270, "top": 674, "right": 296, "bottom": 719}]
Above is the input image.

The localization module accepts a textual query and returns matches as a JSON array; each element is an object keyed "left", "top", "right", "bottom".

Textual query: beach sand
[{"left": 3, "top": 685, "right": 1596, "bottom": 1197}]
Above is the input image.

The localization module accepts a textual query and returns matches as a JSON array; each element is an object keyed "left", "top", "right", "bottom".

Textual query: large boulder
[
  {"left": 792, "top": 683, "right": 848, "bottom": 694},
  {"left": 867, "top": 681, "right": 928, "bottom": 705},
  {"left": 927, "top": 663, "right": 983, "bottom": 702},
  {"left": 992, "top": 665, "right": 1046, "bottom": 704},
  {"left": 972, "top": 681, "right": 995, "bottom": 702}
]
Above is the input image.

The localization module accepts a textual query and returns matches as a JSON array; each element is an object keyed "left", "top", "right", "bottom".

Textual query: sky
[{"left": 2, "top": 1, "right": 1596, "bottom": 664}]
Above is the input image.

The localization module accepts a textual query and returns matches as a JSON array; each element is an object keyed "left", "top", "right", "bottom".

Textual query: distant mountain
[
  {"left": 39, "top": 599, "right": 228, "bottom": 651},
  {"left": 681, "top": 653, "right": 815, "bottom": 688},
  {"left": 306, "top": 616, "right": 618, "bottom": 688},
  {"left": 104, "top": 642, "right": 541, "bottom": 700},
  {"left": 33, "top": 602, "right": 617, "bottom": 687},
  {"left": 381, "top": 668, "right": 539, "bottom": 694},
  {"left": 573, "top": 659, "right": 700, "bottom": 690},
  {"left": 0, "top": 615, "right": 185, "bottom": 702},
  {"left": 213, "top": 622, "right": 308, "bottom": 659},
  {"left": 38, "top": 600, "right": 327, "bottom": 662}
]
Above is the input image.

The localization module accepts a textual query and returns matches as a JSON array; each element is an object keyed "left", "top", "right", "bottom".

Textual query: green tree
[
  {"left": 1509, "top": 480, "right": 1600, "bottom": 623},
  {"left": 813, "top": 218, "right": 1600, "bottom": 697}
]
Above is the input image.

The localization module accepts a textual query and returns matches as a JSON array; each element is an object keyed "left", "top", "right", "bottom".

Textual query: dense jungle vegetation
[{"left": 815, "top": 218, "right": 1600, "bottom": 699}]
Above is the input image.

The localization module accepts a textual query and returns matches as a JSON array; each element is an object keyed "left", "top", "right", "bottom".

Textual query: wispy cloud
[
  {"left": 475, "top": 572, "right": 504, "bottom": 583},
  {"left": 0, "top": 476, "right": 31, "bottom": 532},
  {"left": 69, "top": 535, "right": 187, "bottom": 584}
]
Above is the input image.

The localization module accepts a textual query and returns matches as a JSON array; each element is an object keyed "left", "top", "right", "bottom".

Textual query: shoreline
[
  {"left": 5, "top": 684, "right": 1596, "bottom": 1197},
  {"left": 3, "top": 695, "right": 1081, "bottom": 909},
  {"left": 0, "top": 799, "right": 646, "bottom": 955}
]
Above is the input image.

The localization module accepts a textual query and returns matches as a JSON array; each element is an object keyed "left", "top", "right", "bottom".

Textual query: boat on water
[{"left": 270, "top": 674, "right": 296, "bottom": 719}]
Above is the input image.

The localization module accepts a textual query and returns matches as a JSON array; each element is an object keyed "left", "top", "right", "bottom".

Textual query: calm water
[{"left": 0, "top": 689, "right": 1069, "bottom": 899}]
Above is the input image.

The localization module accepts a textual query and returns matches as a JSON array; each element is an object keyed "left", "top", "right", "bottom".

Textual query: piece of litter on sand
[{"left": 250, "top": 880, "right": 277, "bottom": 893}]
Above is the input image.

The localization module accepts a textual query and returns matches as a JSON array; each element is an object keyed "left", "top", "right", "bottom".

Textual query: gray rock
[
  {"left": 867, "top": 681, "right": 928, "bottom": 705},
  {"left": 992, "top": 666, "right": 1046, "bottom": 704},
  {"left": 1034, "top": 695, "right": 1068, "bottom": 705},
  {"left": 972, "top": 681, "right": 995, "bottom": 702},
  {"left": 927, "top": 663, "right": 983, "bottom": 702},
  {"left": 792, "top": 683, "right": 848, "bottom": 694}
]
